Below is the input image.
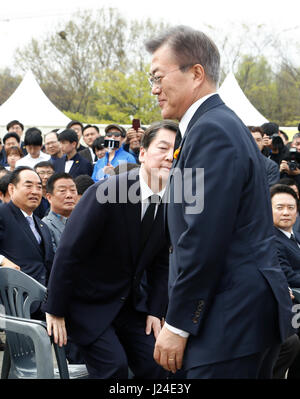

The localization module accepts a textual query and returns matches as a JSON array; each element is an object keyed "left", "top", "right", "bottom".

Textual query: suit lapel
[{"left": 8, "top": 202, "right": 43, "bottom": 255}]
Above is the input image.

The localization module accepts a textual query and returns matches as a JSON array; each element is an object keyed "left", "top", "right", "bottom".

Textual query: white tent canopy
[
  {"left": 0, "top": 70, "right": 70, "bottom": 129},
  {"left": 218, "top": 72, "right": 268, "bottom": 126}
]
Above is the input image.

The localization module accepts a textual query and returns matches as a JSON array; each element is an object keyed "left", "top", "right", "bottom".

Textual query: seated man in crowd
[
  {"left": 44, "top": 131, "right": 63, "bottom": 160},
  {"left": 0, "top": 132, "right": 21, "bottom": 166},
  {"left": 270, "top": 183, "right": 300, "bottom": 378},
  {"left": 248, "top": 126, "right": 280, "bottom": 186},
  {"left": 15, "top": 128, "right": 50, "bottom": 169},
  {"left": 6, "top": 119, "right": 27, "bottom": 155},
  {"left": 42, "top": 172, "right": 78, "bottom": 252},
  {"left": 92, "top": 123, "right": 136, "bottom": 182},
  {"left": 52, "top": 129, "right": 93, "bottom": 178},
  {"left": 66, "top": 120, "right": 86, "bottom": 152},
  {"left": 79, "top": 125, "right": 100, "bottom": 164},
  {"left": 33, "top": 161, "right": 55, "bottom": 219},
  {"left": 0, "top": 166, "right": 53, "bottom": 289}
]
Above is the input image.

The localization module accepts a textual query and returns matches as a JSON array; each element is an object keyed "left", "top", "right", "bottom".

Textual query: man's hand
[
  {"left": 153, "top": 325, "right": 187, "bottom": 374},
  {"left": 46, "top": 313, "right": 67, "bottom": 347},
  {"left": 1, "top": 258, "right": 20, "bottom": 270},
  {"left": 125, "top": 128, "right": 138, "bottom": 144},
  {"left": 145, "top": 315, "right": 162, "bottom": 339},
  {"left": 103, "top": 163, "right": 115, "bottom": 176}
]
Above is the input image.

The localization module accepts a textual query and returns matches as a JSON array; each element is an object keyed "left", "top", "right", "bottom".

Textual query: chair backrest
[
  {"left": 0, "top": 268, "right": 49, "bottom": 378},
  {"left": 0, "top": 267, "right": 46, "bottom": 319}
]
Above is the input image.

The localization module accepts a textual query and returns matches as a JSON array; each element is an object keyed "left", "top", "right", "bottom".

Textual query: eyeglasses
[
  {"left": 148, "top": 64, "right": 193, "bottom": 88},
  {"left": 106, "top": 132, "right": 121, "bottom": 137}
]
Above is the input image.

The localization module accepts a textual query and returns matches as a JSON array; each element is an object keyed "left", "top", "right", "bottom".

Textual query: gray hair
[
  {"left": 292, "top": 133, "right": 300, "bottom": 142},
  {"left": 145, "top": 25, "right": 220, "bottom": 86}
]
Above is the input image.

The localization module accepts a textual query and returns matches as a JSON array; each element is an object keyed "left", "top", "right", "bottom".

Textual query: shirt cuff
[{"left": 165, "top": 322, "right": 190, "bottom": 338}]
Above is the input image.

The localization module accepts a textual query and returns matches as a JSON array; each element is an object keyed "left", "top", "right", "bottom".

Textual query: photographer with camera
[
  {"left": 92, "top": 123, "right": 137, "bottom": 182},
  {"left": 261, "top": 122, "right": 289, "bottom": 166},
  {"left": 280, "top": 134, "right": 300, "bottom": 191},
  {"left": 123, "top": 120, "right": 145, "bottom": 164}
]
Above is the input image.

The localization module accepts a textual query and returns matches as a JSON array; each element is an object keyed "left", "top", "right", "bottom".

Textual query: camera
[
  {"left": 104, "top": 139, "right": 120, "bottom": 150},
  {"left": 285, "top": 148, "right": 300, "bottom": 171}
]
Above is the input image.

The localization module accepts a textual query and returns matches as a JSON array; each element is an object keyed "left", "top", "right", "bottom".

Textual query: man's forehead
[
  {"left": 272, "top": 193, "right": 297, "bottom": 204},
  {"left": 54, "top": 179, "right": 75, "bottom": 188},
  {"left": 19, "top": 170, "right": 41, "bottom": 182}
]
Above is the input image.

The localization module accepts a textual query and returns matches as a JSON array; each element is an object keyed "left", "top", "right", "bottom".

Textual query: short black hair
[
  {"left": 279, "top": 130, "right": 289, "bottom": 142},
  {"left": 24, "top": 128, "right": 43, "bottom": 146},
  {"left": 74, "top": 174, "right": 94, "bottom": 195},
  {"left": 114, "top": 163, "right": 140, "bottom": 175},
  {"left": 278, "top": 177, "right": 299, "bottom": 187},
  {"left": 3, "top": 132, "right": 20, "bottom": 144},
  {"left": 0, "top": 172, "right": 12, "bottom": 195},
  {"left": 34, "top": 161, "right": 55, "bottom": 171},
  {"left": 66, "top": 120, "right": 84, "bottom": 130},
  {"left": 82, "top": 124, "right": 99, "bottom": 134},
  {"left": 9, "top": 166, "right": 40, "bottom": 186},
  {"left": 46, "top": 172, "right": 75, "bottom": 194},
  {"left": 6, "top": 120, "right": 24, "bottom": 131},
  {"left": 261, "top": 122, "right": 279, "bottom": 136},
  {"left": 141, "top": 120, "right": 178, "bottom": 150},
  {"left": 270, "top": 184, "right": 299, "bottom": 211},
  {"left": 92, "top": 136, "right": 105, "bottom": 152},
  {"left": 58, "top": 129, "right": 79, "bottom": 144}
]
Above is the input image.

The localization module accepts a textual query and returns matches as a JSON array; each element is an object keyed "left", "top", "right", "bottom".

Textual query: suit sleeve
[
  {"left": 42, "top": 182, "right": 108, "bottom": 316},
  {"left": 166, "top": 122, "right": 246, "bottom": 335},
  {"left": 275, "top": 238, "right": 300, "bottom": 288}
]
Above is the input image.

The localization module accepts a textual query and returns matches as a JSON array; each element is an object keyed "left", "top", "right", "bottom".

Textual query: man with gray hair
[{"left": 146, "top": 25, "right": 293, "bottom": 378}]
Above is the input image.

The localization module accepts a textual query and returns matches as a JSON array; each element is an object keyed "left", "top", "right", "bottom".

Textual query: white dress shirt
[{"left": 15, "top": 151, "right": 50, "bottom": 169}]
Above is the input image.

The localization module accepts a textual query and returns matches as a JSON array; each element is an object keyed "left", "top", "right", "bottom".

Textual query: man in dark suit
[
  {"left": 145, "top": 25, "right": 293, "bottom": 378},
  {"left": 0, "top": 166, "right": 54, "bottom": 287},
  {"left": 271, "top": 184, "right": 300, "bottom": 286},
  {"left": 42, "top": 120, "right": 177, "bottom": 378},
  {"left": 52, "top": 129, "right": 93, "bottom": 178},
  {"left": 79, "top": 124, "right": 100, "bottom": 164}
]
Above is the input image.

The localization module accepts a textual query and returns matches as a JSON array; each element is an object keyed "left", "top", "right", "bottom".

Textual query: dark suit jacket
[
  {"left": 42, "top": 170, "right": 169, "bottom": 346},
  {"left": 79, "top": 147, "right": 96, "bottom": 164},
  {"left": 52, "top": 152, "right": 93, "bottom": 178},
  {"left": 0, "top": 201, "right": 54, "bottom": 285},
  {"left": 166, "top": 94, "right": 293, "bottom": 370},
  {"left": 274, "top": 227, "right": 300, "bottom": 287},
  {"left": 261, "top": 154, "right": 280, "bottom": 187}
]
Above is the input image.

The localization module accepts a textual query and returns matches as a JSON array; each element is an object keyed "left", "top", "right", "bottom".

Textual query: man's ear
[
  {"left": 192, "top": 64, "right": 205, "bottom": 85},
  {"left": 139, "top": 146, "right": 146, "bottom": 164},
  {"left": 7, "top": 183, "right": 14, "bottom": 198},
  {"left": 46, "top": 193, "right": 52, "bottom": 203}
]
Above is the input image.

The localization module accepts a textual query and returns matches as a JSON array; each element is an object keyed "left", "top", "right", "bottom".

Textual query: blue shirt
[{"left": 92, "top": 146, "right": 137, "bottom": 182}]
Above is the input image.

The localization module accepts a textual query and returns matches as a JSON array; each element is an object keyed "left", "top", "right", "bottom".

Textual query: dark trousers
[
  {"left": 186, "top": 345, "right": 281, "bottom": 379},
  {"left": 273, "top": 334, "right": 300, "bottom": 379},
  {"left": 78, "top": 303, "right": 167, "bottom": 379}
]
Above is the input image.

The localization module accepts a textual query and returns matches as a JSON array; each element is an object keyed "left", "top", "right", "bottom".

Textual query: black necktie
[
  {"left": 174, "top": 128, "right": 182, "bottom": 151},
  {"left": 290, "top": 233, "right": 298, "bottom": 245},
  {"left": 140, "top": 194, "right": 160, "bottom": 251}
]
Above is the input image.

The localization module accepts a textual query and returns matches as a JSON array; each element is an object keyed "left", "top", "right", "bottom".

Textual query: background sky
[{"left": 1, "top": 0, "right": 300, "bottom": 71}]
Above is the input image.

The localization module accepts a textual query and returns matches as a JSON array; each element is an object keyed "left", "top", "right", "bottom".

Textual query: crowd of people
[{"left": 1, "top": 25, "right": 300, "bottom": 380}]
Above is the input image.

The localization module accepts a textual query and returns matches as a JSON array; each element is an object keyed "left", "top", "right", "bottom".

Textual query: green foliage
[{"left": 93, "top": 68, "right": 161, "bottom": 124}]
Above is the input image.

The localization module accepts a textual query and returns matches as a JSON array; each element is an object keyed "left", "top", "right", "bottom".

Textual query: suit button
[
  {"left": 120, "top": 296, "right": 127, "bottom": 302},
  {"left": 192, "top": 317, "right": 198, "bottom": 324},
  {"left": 169, "top": 245, "right": 173, "bottom": 254}
]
